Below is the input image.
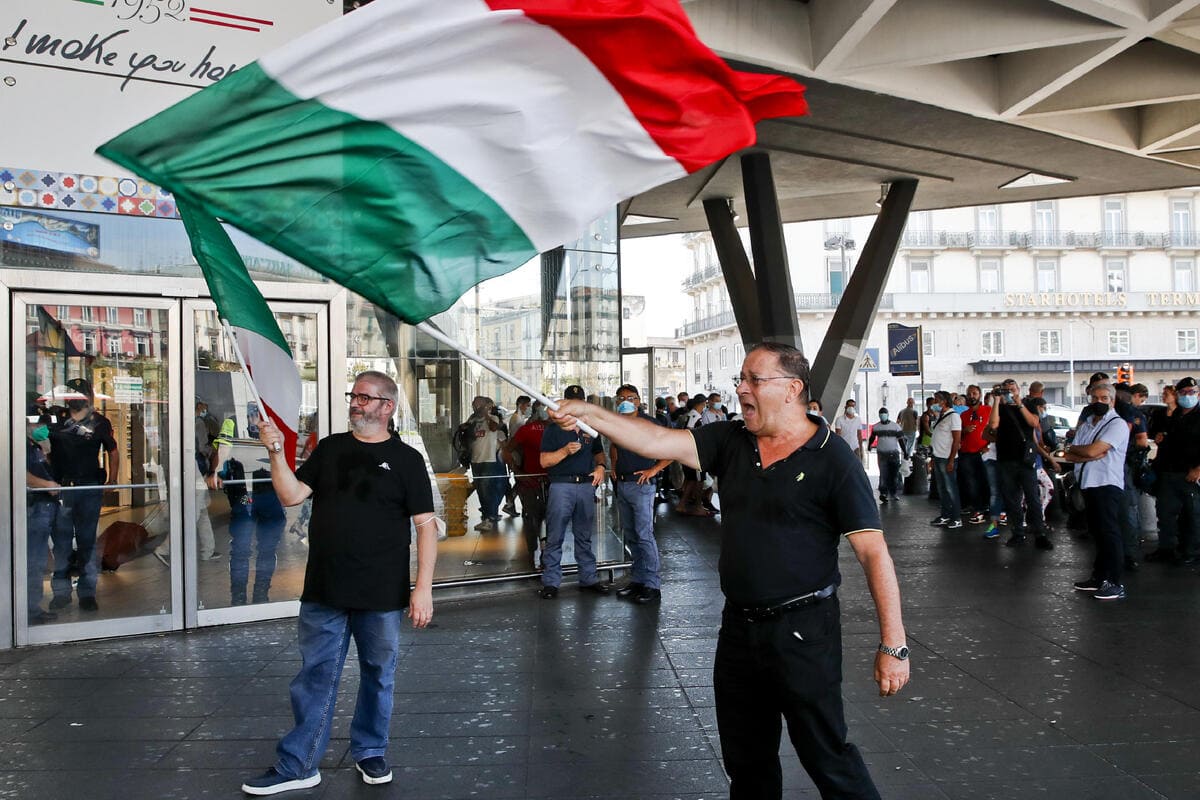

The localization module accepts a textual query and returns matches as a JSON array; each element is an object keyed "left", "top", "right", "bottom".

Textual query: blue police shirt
[
  {"left": 541, "top": 424, "right": 603, "bottom": 476},
  {"left": 613, "top": 412, "right": 665, "bottom": 476}
]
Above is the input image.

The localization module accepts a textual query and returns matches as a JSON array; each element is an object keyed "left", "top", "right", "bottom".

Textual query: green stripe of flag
[
  {"left": 176, "top": 198, "right": 291, "bottom": 355},
  {"left": 98, "top": 62, "right": 537, "bottom": 324}
]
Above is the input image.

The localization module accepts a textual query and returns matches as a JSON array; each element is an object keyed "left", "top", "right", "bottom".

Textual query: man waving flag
[{"left": 97, "top": 0, "right": 808, "bottom": 339}]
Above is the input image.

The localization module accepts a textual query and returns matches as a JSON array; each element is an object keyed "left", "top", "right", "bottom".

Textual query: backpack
[{"left": 452, "top": 421, "right": 474, "bottom": 468}]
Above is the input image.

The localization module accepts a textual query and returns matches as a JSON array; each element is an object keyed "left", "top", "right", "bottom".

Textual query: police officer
[
  {"left": 610, "top": 385, "right": 672, "bottom": 604},
  {"left": 538, "top": 384, "right": 609, "bottom": 599},
  {"left": 550, "top": 342, "right": 909, "bottom": 799}
]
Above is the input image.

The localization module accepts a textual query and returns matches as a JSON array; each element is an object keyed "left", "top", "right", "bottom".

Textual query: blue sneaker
[
  {"left": 241, "top": 768, "right": 320, "bottom": 796},
  {"left": 983, "top": 523, "right": 999, "bottom": 539},
  {"left": 356, "top": 757, "right": 393, "bottom": 785},
  {"left": 1093, "top": 581, "right": 1126, "bottom": 601}
]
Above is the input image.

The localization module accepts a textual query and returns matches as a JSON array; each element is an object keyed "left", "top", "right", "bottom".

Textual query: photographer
[{"left": 986, "top": 379, "right": 1053, "bottom": 550}]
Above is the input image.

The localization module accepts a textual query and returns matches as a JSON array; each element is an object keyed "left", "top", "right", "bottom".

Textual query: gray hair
[
  {"left": 1089, "top": 382, "right": 1114, "bottom": 403},
  {"left": 355, "top": 371, "right": 398, "bottom": 405}
]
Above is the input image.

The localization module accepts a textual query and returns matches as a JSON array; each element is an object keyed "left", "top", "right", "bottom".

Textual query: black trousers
[
  {"left": 957, "top": 450, "right": 988, "bottom": 513},
  {"left": 714, "top": 595, "right": 880, "bottom": 800},
  {"left": 1083, "top": 485, "right": 1124, "bottom": 584},
  {"left": 996, "top": 460, "right": 1046, "bottom": 534},
  {"left": 515, "top": 480, "right": 547, "bottom": 558}
]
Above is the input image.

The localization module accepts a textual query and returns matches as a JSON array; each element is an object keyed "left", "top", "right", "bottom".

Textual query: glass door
[
  {"left": 14, "top": 293, "right": 180, "bottom": 645},
  {"left": 185, "top": 300, "right": 328, "bottom": 627}
]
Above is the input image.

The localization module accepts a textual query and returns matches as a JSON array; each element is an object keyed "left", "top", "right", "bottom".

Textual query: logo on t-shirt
[
  {"left": 796, "top": 472, "right": 806, "bottom": 482},
  {"left": 378, "top": 462, "right": 391, "bottom": 471}
]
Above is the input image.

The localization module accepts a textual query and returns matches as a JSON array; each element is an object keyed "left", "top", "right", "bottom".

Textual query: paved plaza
[{"left": 2, "top": 493, "right": 1199, "bottom": 800}]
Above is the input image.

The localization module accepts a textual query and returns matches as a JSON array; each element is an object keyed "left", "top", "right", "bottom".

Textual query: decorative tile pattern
[{"left": 0, "top": 165, "right": 179, "bottom": 219}]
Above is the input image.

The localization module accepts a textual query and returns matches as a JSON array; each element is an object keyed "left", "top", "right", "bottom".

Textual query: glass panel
[
  {"left": 192, "top": 307, "right": 321, "bottom": 610},
  {"left": 24, "top": 301, "right": 171, "bottom": 625},
  {"left": 1175, "top": 260, "right": 1195, "bottom": 292}
]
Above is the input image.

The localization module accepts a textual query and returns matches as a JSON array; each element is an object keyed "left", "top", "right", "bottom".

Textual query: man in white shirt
[
  {"left": 467, "top": 396, "right": 506, "bottom": 531},
  {"left": 1062, "top": 383, "right": 1129, "bottom": 601},
  {"left": 701, "top": 393, "right": 728, "bottom": 426},
  {"left": 834, "top": 400, "right": 864, "bottom": 462},
  {"left": 928, "top": 391, "right": 963, "bottom": 529}
]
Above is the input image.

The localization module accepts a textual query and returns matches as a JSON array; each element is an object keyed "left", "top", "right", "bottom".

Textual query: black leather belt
[
  {"left": 549, "top": 475, "right": 591, "bottom": 484},
  {"left": 726, "top": 584, "right": 837, "bottom": 622},
  {"left": 616, "top": 474, "right": 642, "bottom": 482}
]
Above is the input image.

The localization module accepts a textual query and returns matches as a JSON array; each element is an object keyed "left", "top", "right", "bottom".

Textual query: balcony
[
  {"left": 681, "top": 263, "right": 723, "bottom": 291},
  {"left": 1166, "top": 230, "right": 1200, "bottom": 250},
  {"left": 967, "top": 230, "right": 1024, "bottom": 249},
  {"left": 676, "top": 309, "right": 736, "bottom": 338},
  {"left": 794, "top": 293, "right": 894, "bottom": 310}
]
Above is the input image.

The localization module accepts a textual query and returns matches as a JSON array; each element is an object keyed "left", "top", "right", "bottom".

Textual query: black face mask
[{"left": 1086, "top": 401, "right": 1109, "bottom": 417}]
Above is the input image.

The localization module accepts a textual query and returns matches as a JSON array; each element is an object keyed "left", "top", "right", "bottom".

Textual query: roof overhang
[{"left": 621, "top": 0, "right": 1200, "bottom": 238}]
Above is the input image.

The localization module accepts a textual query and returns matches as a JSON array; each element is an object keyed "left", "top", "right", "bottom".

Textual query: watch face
[{"left": 897, "top": 646, "right": 910, "bottom": 659}]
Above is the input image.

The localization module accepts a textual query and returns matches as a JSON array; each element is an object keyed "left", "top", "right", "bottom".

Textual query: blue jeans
[
  {"left": 957, "top": 451, "right": 988, "bottom": 513},
  {"left": 877, "top": 452, "right": 901, "bottom": 498},
  {"left": 542, "top": 482, "right": 599, "bottom": 588},
  {"left": 276, "top": 602, "right": 403, "bottom": 779},
  {"left": 28, "top": 501, "right": 58, "bottom": 613},
  {"left": 51, "top": 486, "right": 103, "bottom": 600},
  {"left": 472, "top": 460, "right": 505, "bottom": 521},
  {"left": 931, "top": 457, "right": 961, "bottom": 520},
  {"left": 616, "top": 480, "right": 660, "bottom": 589},
  {"left": 228, "top": 491, "right": 286, "bottom": 605},
  {"left": 983, "top": 459, "right": 1004, "bottom": 519}
]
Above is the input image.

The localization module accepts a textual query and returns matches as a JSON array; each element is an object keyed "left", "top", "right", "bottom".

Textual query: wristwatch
[{"left": 878, "top": 643, "right": 910, "bottom": 660}]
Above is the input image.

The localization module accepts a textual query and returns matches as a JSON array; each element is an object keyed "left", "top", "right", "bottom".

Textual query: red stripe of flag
[
  {"left": 484, "top": 0, "right": 807, "bottom": 174},
  {"left": 191, "top": 7, "right": 274, "bottom": 26}
]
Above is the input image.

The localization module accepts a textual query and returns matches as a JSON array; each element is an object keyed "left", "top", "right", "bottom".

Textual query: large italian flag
[{"left": 97, "top": 0, "right": 807, "bottom": 329}]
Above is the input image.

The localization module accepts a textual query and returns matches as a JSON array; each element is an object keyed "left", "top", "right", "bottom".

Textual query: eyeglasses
[
  {"left": 733, "top": 375, "right": 796, "bottom": 388},
  {"left": 345, "top": 392, "right": 392, "bottom": 406}
]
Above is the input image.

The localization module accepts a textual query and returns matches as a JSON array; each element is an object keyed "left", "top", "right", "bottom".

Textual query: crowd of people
[{"left": 840, "top": 373, "right": 1199, "bottom": 602}]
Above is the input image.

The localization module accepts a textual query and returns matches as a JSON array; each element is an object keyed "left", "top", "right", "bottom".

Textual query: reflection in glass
[
  {"left": 342, "top": 208, "right": 629, "bottom": 585},
  {"left": 25, "top": 302, "right": 171, "bottom": 624},
  {"left": 192, "top": 308, "right": 320, "bottom": 610}
]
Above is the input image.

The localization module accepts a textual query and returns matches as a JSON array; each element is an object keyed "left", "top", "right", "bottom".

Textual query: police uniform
[{"left": 693, "top": 413, "right": 883, "bottom": 800}]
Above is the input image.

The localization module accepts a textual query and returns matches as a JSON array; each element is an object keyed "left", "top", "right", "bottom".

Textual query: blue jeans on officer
[
  {"left": 275, "top": 602, "right": 402, "bottom": 780},
  {"left": 51, "top": 486, "right": 104, "bottom": 601},
  {"left": 616, "top": 480, "right": 660, "bottom": 590},
  {"left": 28, "top": 500, "right": 58, "bottom": 615},
  {"left": 542, "top": 482, "right": 600, "bottom": 588}
]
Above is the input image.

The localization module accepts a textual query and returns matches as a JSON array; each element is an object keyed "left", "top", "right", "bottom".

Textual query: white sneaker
[{"left": 474, "top": 519, "right": 494, "bottom": 531}]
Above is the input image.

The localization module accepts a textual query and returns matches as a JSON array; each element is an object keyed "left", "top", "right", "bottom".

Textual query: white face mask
[{"left": 846, "top": 408, "right": 856, "bottom": 417}]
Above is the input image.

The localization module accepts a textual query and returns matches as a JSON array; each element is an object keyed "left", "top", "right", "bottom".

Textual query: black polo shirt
[
  {"left": 693, "top": 415, "right": 882, "bottom": 606},
  {"left": 1154, "top": 407, "right": 1200, "bottom": 473}
]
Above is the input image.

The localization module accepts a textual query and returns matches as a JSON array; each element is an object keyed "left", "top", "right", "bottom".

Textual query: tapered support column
[
  {"left": 703, "top": 197, "right": 763, "bottom": 346},
  {"left": 741, "top": 152, "right": 801, "bottom": 351},
  {"left": 809, "top": 178, "right": 918, "bottom": 413}
]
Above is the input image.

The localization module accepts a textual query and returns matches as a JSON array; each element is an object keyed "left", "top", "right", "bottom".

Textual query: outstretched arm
[{"left": 549, "top": 400, "right": 701, "bottom": 469}]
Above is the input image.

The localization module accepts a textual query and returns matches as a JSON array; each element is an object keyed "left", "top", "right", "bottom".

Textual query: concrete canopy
[{"left": 621, "top": 0, "right": 1200, "bottom": 237}]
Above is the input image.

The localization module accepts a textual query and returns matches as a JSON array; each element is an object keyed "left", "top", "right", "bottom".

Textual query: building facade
[{"left": 678, "top": 189, "right": 1200, "bottom": 411}]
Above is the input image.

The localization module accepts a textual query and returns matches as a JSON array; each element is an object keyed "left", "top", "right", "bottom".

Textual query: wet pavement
[{"left": 2, "top": 492, "right": 1199, "bottom": 799}]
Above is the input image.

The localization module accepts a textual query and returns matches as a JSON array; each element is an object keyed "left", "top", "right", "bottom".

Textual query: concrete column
[
  {"left": 703, "top": 197, "right": 763, "bottom": 347},
  {"left": 741, "top": 152, "right": 802, "bottom": 351}
]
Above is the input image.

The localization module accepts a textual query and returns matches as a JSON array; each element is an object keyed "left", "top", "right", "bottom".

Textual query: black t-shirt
[
  {"left": 295, "top": 433, "right": 435, "bottom": 611},
  {"left": 1153, "top": 408, "right": 1200, "bottom": 473},
  {"left": 994, "top": 404, "right": 1033, "bottom": 463},
  {"left": 613, "top": 412, "right": 665, "bottom": 476},
  {"left": 49, "top": 411, "right": 117, "bottom": 484},
  {"left": 692, "top": 416, "right": 882, "bottom": 605},
  {"left": 541, "top": 424, "right": 603, "bottom": 476}
]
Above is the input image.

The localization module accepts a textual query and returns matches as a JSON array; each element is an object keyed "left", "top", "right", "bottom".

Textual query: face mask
[
  {"left": 30, "top": 425, "right": 49, "bottom": 442},
  {"left": 616, "top": 400, "right": 637, "bottom": 415},
  {"left": 712, "top": 402, "right": 723, "bottom": 411},
  {"left": 846, "top": 408, "right": 856, "bottom": 417},
  {"left": 1178, "top": 394, "right": 1199, "bottom": 410},
  {"left": 879, "top": 415, "right": 890, "bottom": 423},
  {"left": 532, "top": 408, "right": 549, "bottom": 421},
  {"left": 1086, "top": 401, "right": 1110, "bottom": 417}
]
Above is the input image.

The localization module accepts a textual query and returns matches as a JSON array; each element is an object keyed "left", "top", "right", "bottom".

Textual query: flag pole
[
  {"left": 415, "top": 321, "right": 600, "bottom": 438},
  {"left": 220, "top": 319, "right": 282, "bottom": 453}
]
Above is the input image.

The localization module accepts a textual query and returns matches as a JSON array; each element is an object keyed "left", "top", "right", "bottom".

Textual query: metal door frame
[
  {"left": 3, "top": 269, "right": 345, "bottom": 648},
  {"left": 10, "top": 289, "right": 181, "bottom": 646},
  {"left": 183, "top": 297, "right": 330, "bottom": 629}
]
